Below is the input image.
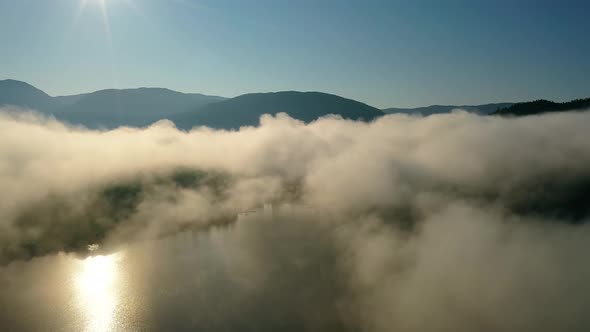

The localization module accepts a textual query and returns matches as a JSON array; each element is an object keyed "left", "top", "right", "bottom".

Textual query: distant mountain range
[
  {"left": 1, "top": 79, "right": 589, "bottom": 129},
  {"left": 0, "top": 79, "right": 383, "bottom": 130},
  {"left": 383, "top": 103, "right": 514, "bottom": 116},
  {"left": 491, "top": 98, "right": 590, "bottom": 116}
]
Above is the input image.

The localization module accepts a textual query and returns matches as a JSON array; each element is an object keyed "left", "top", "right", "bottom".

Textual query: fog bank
[{"left": 1, "top": 108, "right": 590, "bottom": 331}]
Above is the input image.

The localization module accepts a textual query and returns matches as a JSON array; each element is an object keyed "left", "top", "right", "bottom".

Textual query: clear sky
[{"left": 0, "top": 0, "right": 588, "bottom": 108}]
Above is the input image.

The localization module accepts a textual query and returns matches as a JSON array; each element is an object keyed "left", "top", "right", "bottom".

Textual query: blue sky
[{"left": 0, "top": 0, "right": 588, "bottom": 108}]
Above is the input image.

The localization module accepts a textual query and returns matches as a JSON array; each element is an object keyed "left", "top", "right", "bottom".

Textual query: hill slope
[
  {"left": 54, "top": 88, "right": 226, "bottom": 128},
  {"left": 492, "top": 98, "right": 590, "bottom": 116},
  {"left": 170, "top": 91, "right": 384, "bottom": 130},
  {"left": 0, "top": 79, "right": 55, "bottom": 112},
  {"left": 0, "top": 79, "right": 226, "bottom": 128},
  {"left": 384, "top": 103, "right": 513, "bottom": 116}
]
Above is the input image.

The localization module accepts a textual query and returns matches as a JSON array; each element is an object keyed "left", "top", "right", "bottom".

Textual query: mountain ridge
[
  {"left": 0, "top": 79, "right": 56, "bottom": 112},
  {"left": 492, "top": 98, "right": 590, "bottom": 116},
  {"left": 54, "top": 87, "right": 226, "bottom": 128},
  {"left": 383, "top": 103, "right": 514, "bottom": 116},
  {"left": 169, "top": 91, "right": 385, "bottom": 130},
  {"left": 2, "top": 79, "right": 589, "bottom": 129},
  {"left": 0, "top": 79, "right": 226, "bottom": 128}
]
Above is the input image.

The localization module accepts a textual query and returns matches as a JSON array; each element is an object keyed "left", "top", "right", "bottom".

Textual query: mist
[{"left": 1, "top": 107, "right": 590, "bottom": 331}]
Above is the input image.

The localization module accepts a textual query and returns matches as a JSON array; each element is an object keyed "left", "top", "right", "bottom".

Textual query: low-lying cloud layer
[{"left": 1, "top": 108, "right": 590, "bottom": 331}]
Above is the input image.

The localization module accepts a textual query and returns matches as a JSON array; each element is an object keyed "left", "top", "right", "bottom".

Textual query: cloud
[{"left": 1, "top": 109, "right": 590, "bottom": 331}]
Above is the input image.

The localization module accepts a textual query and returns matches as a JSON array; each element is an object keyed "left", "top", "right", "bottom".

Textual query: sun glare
[
  {"left": 74, "top": 253, "right": 122, "bottom": 332},
  {"left": 84, "top": 0, "right": 106, "bottom": 5},
  {"left": 80, "top": 0, "right": 107, "bottom": 9}
]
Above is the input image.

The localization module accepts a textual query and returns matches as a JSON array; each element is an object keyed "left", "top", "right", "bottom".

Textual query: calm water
[
  {"left": 0, "top": 232, "right": 211, "bottom": 331},
  {"left": 0, "top": 210, "right": 347, "bottom": 332}
]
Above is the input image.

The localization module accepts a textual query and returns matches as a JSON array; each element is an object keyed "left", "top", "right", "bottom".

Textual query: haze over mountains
[
  {"left": 1, "top": 79, "right": 589, "bottom": 130},
  {"left": 384, "top": 103, "right": 514, "bottom": 116}
]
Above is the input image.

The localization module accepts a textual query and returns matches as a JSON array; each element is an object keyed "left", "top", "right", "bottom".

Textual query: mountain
[
  {"left": 7, "top": 78, "right": 587, "bottom": 130},
  {"left": 0, "top": 79, "right": 55, "bottom": 112},
  {"left": 53, "top": 94, "right": 87, "bottom": 107},
  {"left": 384, "top": 103, "right": 513, "bottom": 116},
  {"left": 0, "top": 79, "right": 226, "bottom": 128},
  {"left": 170, "top": 91, "right": 384, "bottom": 130},
  {"left": 492, "top": 98, "right": 590, "bottom": 116},
  {"left": 54, "top": 88, "right": 226, "bottom": 129}
]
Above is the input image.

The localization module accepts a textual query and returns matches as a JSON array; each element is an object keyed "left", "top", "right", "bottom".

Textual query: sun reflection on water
[{"left": 74, "top": 253, "right": 122, "bottom": 332}]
